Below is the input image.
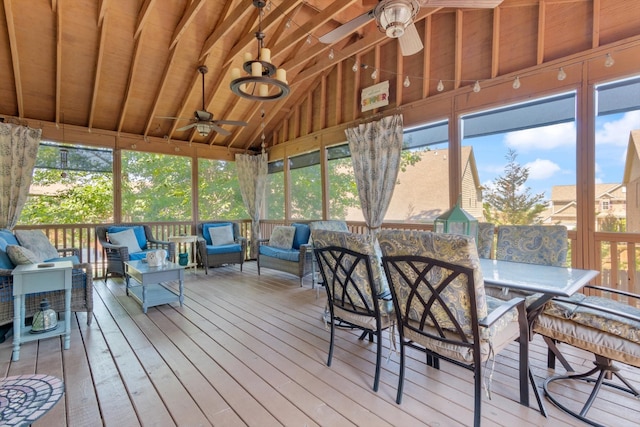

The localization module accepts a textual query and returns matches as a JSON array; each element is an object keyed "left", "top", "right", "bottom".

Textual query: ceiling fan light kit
[
  {"left": 374, "top": 0, "right": 420, "bottom": 39},
  {"left": 230, "top": 0, "right": 290, "bottom": 102}
]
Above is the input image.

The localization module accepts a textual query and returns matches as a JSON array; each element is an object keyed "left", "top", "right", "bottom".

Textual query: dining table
[{"left": 478, "top": 257, "right": 600, "bottom": 417}]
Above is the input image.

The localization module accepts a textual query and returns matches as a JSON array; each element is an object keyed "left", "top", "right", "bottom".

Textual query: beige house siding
[
  {"left": 347, "top": 146, "right": 482, "bottom": 222},
  {"left": 623, "top": 130, "right": 640, "bottom": 232}
]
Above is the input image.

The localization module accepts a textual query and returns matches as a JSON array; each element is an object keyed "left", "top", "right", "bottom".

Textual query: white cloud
[
  {"left": 505, "top": 122, "right": 576, "bottom": 152},
  {"left": 596, "top": 110, "right": 640, "bottom": 146},
  {"left": 525, "top": 158, "right": 561, "bottom": 180}
]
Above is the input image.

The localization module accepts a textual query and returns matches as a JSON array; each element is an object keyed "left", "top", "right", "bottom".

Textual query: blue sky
[{"left": 462, "top": 110, "right": 640, "bottom": 199}]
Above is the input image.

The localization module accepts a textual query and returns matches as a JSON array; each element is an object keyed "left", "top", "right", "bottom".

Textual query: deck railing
[{"left": 13, "top": 221, "right": 640, "bottom": 296}]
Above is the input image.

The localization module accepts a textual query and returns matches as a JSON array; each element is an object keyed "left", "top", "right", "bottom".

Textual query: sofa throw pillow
[
  {"left": 108, "top": 228, "right": 142, "bottom": 254},
  {"left": 208, "top": 225, "right": 235, "bottom": 246},
  {"left": 15, "top": 229, "right": 60, "bottom": 261},
  {"left": 269, "top": 226, "right": 295, "bottom": 249},
  {"left": 0, "top": 237, "right": 15, "bottom": 269},
  {"left": 7, "top": 245, "right": 41, "bottom": 265}
]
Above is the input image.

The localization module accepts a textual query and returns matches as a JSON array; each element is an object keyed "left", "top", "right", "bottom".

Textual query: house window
[{"left": 601, "top": 200, "right": 610, "bottom": 211}]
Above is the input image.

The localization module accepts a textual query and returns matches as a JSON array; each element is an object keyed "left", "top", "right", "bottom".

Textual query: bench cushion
[{"left": 259, "top": 245, "right": 300, "bottom": 262}]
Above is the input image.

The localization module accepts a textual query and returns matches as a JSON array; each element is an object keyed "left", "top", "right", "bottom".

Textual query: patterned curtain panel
[
  {"left": 345, "top": 114, "right": 403, "bottom": 237},
  {"left": 0, "top": 123, "right": 42, "bottom": 229},
  {"left": 235, "top": 152, "right": 268, "bottom": 258}
]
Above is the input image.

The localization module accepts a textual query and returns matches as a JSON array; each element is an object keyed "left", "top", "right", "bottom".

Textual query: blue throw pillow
[
  {"left": 108, "top": 226, "right": 147, "bottom": 250},
  {"left": 202, "top": 223, "right": 233, "bottom": 246},
  {"left": 290, "top": 223, "right": 310, "bottom": 250},
  {"left": 0, "top": 229, "right": 19, "bottom": 246}
]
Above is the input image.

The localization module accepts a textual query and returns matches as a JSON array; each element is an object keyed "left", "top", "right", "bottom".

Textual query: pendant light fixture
[{"left": 230, "top": 0, "right": 290, "bottom": 102}]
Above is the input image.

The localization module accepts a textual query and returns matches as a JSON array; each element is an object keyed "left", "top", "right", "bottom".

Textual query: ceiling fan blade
[
  {"left": 209, "top": 123, "right": 231, "bottom": 136},
  {"left": 177, "top": 123, "right": 196, "bottom": 132},
  {"left": 318, "top": 10, "right": 374, "bottom": 44},
  {"left": 399, "top": 23, "right": 424, "bottom": 56},
  {"left": 213, "top": 119, "right": 248, "bottom": 126},
  {"left": 418, "top": 0, "right": 503, "bottom": 8}
]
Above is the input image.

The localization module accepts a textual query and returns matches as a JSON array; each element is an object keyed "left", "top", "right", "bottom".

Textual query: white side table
[
  {"left": 169, "top": 235, "right": 198, "bottom": 273},
  {"left": 11, "top": 261, "right": 73, "bottom": 361}
]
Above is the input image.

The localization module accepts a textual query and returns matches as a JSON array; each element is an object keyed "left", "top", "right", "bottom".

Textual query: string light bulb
[
  {"left": 403, "top": 75, "right": 410, "bottom": 87},
  {"left": 371, "top": 69, "right": 378, "bottom": 79},
  {"left": 473, "top": 80, "right": 481, "bottom": 93},
  {"left": 328, "top": 48, "right": 334, "bottom": 60},
  {"left": 306, "top": 34, "right": 312, "bottom": 44},
  {"left": 557, "top": 67, "right": 567, "bottom": 81},
  {"left": 604, "top": 53, "right": 614, "bottom": 67},
  {"left": 352, "top": 61, "right": 358, "bottom": 72},
  {"left": 285, "top": 18, "right": 292, "bottom": 29},
  {"left": 512, "top": 76, "right": 521, "bottom": 89},
  {"left": 437, "top": 80, "right": 444, "bottom": 92}
]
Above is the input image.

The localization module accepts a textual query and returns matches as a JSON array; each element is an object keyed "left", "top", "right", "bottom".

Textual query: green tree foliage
[
  {"left": 483, "top": 148, "right": 546, "bottom": 225},
  {"left": 198, "top": 159, "right": 248, "bottom": 220}
]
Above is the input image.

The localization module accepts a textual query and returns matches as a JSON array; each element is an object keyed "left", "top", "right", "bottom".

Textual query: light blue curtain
[
  {"left": 345, "top": 114, "right": 403, "bottom": 237},
  {"left": 0, "top": 123, "right": 41, "bottom": 229},
  {"left": 235, "top": 152, "right": 268, "bottom": 258}
]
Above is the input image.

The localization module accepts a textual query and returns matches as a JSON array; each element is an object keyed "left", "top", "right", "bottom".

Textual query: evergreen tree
[{"left": 483, "top": 148, "right": 546, "bottom": 225}]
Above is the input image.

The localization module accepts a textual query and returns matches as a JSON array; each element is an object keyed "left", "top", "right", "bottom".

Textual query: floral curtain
[
  {"left": 0, "top": 123, "right": 42, "bottom": 230},
  {"left": 236, "top": 152, "right": 268, "bottom": 258},
  {"left": 345, "top": 114, "right": 403, "bottom": 237}
]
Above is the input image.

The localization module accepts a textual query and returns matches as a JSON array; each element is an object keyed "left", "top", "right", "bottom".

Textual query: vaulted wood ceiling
[{"left": 1, "top": 0, "right": 639, "bottom": 155}]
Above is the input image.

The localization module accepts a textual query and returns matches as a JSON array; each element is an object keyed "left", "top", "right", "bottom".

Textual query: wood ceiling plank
[
  {"left": 491, "top": 5, "right": 500, "bottom": 77},
  {"left": 88, "top": 12, "right": 109, "bottom": 130},
  {"left": 422, "top": 15, "right": 432, "bottom": 98},
  {"left": 169, "top": 0, "right": 207, "bottom": 51},
  {"left": 199, "top": 2, "right": 254, "bottom": 61},
  {"left": 143, "top": 45, "right": 179, "bottom": 136},
  {"left": 117, "top": 32, "right": 146, "bottom": 133},
  {"left": 3, "top": 0, "right": 22, "bottom": 118},
  {"left": 167, "top": 68, "right": 205, "bottom": 137},
  {"left": 98, "top": 0, "right": 109, "bottom": 26},
  {"left": 135, "top": 0, "right": 155, "bottom": 40},
  {"left": 592, "top": 0, "right": 600, "bottom": 48},
  {"left": 223, "top": 0, "right": 303, "bottom": 67},
  {"left": 56, "top": 2, "right": 62, "bottom": 124}
]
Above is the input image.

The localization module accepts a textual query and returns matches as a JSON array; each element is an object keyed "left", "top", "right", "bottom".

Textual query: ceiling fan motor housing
[{"left": 374, "top": 0, "right": 420, "bottom": 38}]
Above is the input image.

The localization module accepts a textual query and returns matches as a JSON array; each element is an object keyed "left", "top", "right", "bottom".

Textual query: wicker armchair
[
  {"left": 96, "top": 224, "right": 175, "bottom": 281},
  {"left": 0, "top": 247, "right": 93, "bottom": 327},
  {"left": 196, "top": 221, "right": 247, "bottom": 273}
]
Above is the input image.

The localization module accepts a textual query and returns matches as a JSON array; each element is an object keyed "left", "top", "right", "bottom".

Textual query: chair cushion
[
  {"left": 291, "top": 223, "right": 311, "bottom": 250},
  {"left": 259, "top": 245, "right": 300, "bottom": 262},
  {"left": 496, "top": 225, "right": 567, "bottom": 267},
  {"left": 108, "top": 228, "right": 143, "bottom": 254},
  {"left": 206, "top": 243, "right": 242, "bottom": 255},
  {"left": 0, "top": 237, "right": 14, "bottom": 269},
  {"left": 6, "top": 245, "right": 41, "bottom": 264},
  {"left": 15, "top": 229, "right": 60, "bottom": 261},
  {"left": 45, "top": 255, "right": 81, "bottom": 265},
  {"left": 108, "top": 225, "right": 147, "bottom": 250},
  {"left": 129, "top": 250, "right": 154, "bottom": 261},
  {"left": 202, "top": 222, "right": 234, "bottom": 245},
  {"left": 269, "top": 226, "right": 295, "bottom": 249},
  {"left": 208, "top": 224, "right": 235, "bottom": 246}
]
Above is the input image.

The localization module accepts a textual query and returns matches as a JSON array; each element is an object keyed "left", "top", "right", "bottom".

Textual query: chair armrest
[
  {"left": 552, "top": 293, "right": 640, "bottom": 323},
  {"left": 479, "top": 297, "right": 525, "bottom": 328},
  {"left": 257, "top": 238, "right": 269, "bottom": 246},
  {"left": 100, "top": 242, "right": 130, "bottom": 261},
  {"left": 583, "top": 285, "right": 640, "bottom": 301},
  {"left": 0, "top": 268, "right": 12, "bottom": 277}
]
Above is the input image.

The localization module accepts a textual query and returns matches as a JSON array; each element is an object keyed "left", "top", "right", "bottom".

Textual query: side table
[
  {"left": 168, "top": 235, "right": 198, "bottom": 273},
  {"left": 11, "top": 261, "right": 73, "bottom": 361}
]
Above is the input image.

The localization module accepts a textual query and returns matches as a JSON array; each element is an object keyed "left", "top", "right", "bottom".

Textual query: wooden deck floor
[{"left": 0, "top": 261, "right": 638, "bottom": 426}]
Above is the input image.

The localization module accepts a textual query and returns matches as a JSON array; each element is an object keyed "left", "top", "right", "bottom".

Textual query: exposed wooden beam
[
  {"left": 98, "top": 0, "right": 109, "bottom": 26},
  {"left": 117, "top": 32, "right": 146, "bottom": 132},
  {"left": 51, "top": 0, "right": 57, "bottom": 13},
  {"left": 166, "top": 69, "right": 205, "bottom": 137},
  {"left": 3, "top": 0, "right": 23, "bottom": 118},
  {"left": 223, "top": 0, "right": 302, "bottom": 68},
  {"left": 88, "top": 12, "right": 109, "bottom": 131},
  {"left": 55, "top": 2, "right": 62, "bottom": 124},
  {"left": 271, "top": 0, "right": 358, "bottom": 61},
  {"left": 169, "top": 0, "right": 206, "bottom": 51},
  {"left": 536, "top": 0, "right": 546, "bottom": 64},
  {"left": 491, "top": 6, "right": 501, "bottom": 78},
  {"left": 422, "top": 15, "right": 432, "bottom": 98},
  {"left": 135, "top": 0, "right": 155, "bottom": 40},
  {"left": 454, "top": 10, "right": 463, "bottom": 89},
  {"left": 592, "top": 0, "right": 600, "bottom": 49},
  {"left": 199, "top": 2, "right": 254, "bottom": 61}
]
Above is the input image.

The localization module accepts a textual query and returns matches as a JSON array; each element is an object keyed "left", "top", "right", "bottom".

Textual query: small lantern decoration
[
  {"left": 434, "top": 195, "right": 479, "bottom": 242},
  {"left": 30, "top": 298, "right": 58, "bottom": 333}
]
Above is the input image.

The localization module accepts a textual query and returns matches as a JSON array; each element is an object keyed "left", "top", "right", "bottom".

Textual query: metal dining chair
[{"left": 378, "top": 229, "right": 529, "bottom": 427}]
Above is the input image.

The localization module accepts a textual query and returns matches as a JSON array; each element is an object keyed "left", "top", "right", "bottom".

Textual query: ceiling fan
[
  {"left": 160, "top": 66, "right": 247, "bottom": 137},
  {"left": 319, "top": 0, "right": 504, "bottom": 57}
]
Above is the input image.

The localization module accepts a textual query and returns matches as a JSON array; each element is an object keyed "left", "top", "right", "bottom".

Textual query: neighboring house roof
[{"left": 623, "top": 129, "right": 640, "bottom": 184}]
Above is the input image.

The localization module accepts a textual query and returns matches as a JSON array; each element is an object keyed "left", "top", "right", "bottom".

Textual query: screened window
[
  {"left": 327, "top": 144, "right": 362, "bottom": 220},
  {"left": 198, "top": 159, "right": 247, "bottom": 220},
  {"left": 289, "top": 151, "right": 322, "bottom": 220},
  {"left": 265, "top": 160, "right": 284, "bottom": 220}
]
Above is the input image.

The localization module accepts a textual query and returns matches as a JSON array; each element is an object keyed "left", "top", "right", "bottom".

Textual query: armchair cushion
[
  {"left": 202, "top": 222, "right": 232, "bottom": 245},
  {"left": 269, "top": 226, "right": 295, "bottom": 249},
  {"left": 6, "top": 245, "right": 40, "bottom": 265},
  {"left": 108, "top": 228, "right": 143, "bottom": 254},
  {"left": 291, "top": 223, "right": 311, "bottom": 249},
  {"left": 0, "top": 237, "right": 13, "bottom": 269},
  {"left": 208, "top": 224, "right": 235, "bottom": 246},
  {"left": 0, "top": 229, "right": 19, "bottom": 246},
  {"left": 108, "top": 225, "right": 147, "bottom": 250},
  {"left": 205, "top": 243, "right": 242, "bottom": 255},
  {"left": 15, "top": 229, "right": 61, "bottom": 261},
  {"left": 259, "top": 245, "right": 300, "bottom": 262}
]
